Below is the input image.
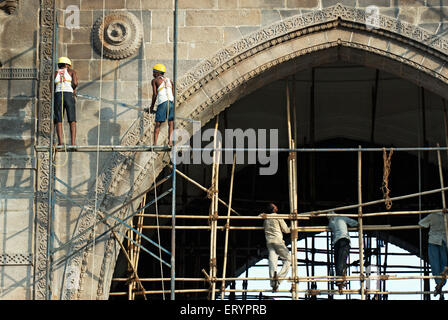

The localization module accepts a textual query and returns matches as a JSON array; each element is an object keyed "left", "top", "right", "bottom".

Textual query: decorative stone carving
[
  {"left": 0, "top": 253, "right": 33, "bottom": 265},
  {"left": 35, "top": 0, "right": 55, "bottom": 300},
  {"left": 0, "top": 68, "right": 38, "bottom": 79},
  {"left": 92, "top": 11, "right": 143, "bottom": 60},
  {"left": 0, "top": 0, "right": 19, "bottom": 14}
]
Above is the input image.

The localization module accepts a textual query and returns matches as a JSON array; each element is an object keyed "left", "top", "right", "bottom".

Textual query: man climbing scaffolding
[
  {"left": 53, "top": 56, "right": 78, "bottom": 147},
  {"left": 260, "top": 203, "right": 291, "bottom": 292},
  {"left": 145, "top": 63, "right": 175, "bottom": 146},
  {"left": 327, "top": 213, "right": 359, "bottom": 292}
]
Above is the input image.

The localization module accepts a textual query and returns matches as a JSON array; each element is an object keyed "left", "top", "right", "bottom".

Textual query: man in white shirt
[
  {"left": 261, "top": 203, "right": 291, "bottom": 292},
  {"left": 419, "top": 212, "right": 448, "bottom": 297},
  {"left": 328, "top": 213, "right": 359, "bottom": 290},
  {"left": 147, "top": 63, "right": 175, "bottom": 146}
]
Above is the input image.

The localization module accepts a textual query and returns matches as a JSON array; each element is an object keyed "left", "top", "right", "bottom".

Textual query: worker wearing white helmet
[
  {"left": 146, "top": 63, "right": 174, "bottom": 145},
  {"left": 53, "top": 56, "right": 78, "bottom": 147}
]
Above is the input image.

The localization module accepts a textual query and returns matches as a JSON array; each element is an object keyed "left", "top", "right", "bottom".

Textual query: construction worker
[
  {"left": 260, "top": 203, "right": 291, "bottom": 292},
  {"left": 418, "top": 212, "right": 448, "bottom": 298},
  {"left": 145, "top": 63, "right": 174, "bottom": 146},
  {"left": 53, "top": 56, "right": 78, "bottom": 147},
  {"left": 327, "top": 213, "right": 359, "bottom": 291}
]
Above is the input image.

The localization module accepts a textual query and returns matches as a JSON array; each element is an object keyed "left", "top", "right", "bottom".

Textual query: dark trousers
[{"left": 334, "top": 238, "right": 350, "bottom": 277}]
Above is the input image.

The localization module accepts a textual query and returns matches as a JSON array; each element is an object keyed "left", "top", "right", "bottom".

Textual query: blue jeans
[{"left": 428, "top": 242, "right": 448, "bottom": 286}]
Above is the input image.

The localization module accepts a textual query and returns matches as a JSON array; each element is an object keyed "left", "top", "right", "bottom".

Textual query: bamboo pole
[
  {"left": 357, "top": 146, "right": 365, "bottom": 300},
  {"left": 109, "top": 286, "right": 446, "bottom": 296},
  {"left": 136, "top": 209, "right": 442, "bottom": 220},
  {"left": 221, "top": 153, "right": 236, "bottom": 300},
  {"left": 139, "top": 224, "right": 422, "bottom": 231},
  {"left": 436, "top": 145, "right": 448, "bottom": 247},
  {"left": 109, "top": 225, "right": 147, "bottom": 300},
  {"left": 286, "top": 78, "right": 299, "bottom": 300},
  {"left": 209, "top": 116, "right": 220, "bottom": 300},
  {"left": 112, "top": 273, "right": 447, "bottom": 283},
  {"left": 130, "top": 195, "right": 146, "bottom": 300}
]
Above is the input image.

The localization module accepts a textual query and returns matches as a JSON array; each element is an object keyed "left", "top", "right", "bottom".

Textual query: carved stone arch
[{"left": 56, "top": 4, "right": 448, "bottom": 299}]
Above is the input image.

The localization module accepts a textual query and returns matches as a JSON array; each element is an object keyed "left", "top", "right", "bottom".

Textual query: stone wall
[{"left": 0, "top": 0, "right": 39, "bottom": 299}]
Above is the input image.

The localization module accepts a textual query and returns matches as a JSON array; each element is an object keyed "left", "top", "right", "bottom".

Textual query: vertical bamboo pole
[
  {"left": 127, "top": 225, "right": 133, "bottom": 299},
  {"left": 210, "top": 116, "right": 220, "bottom": 300},
  {"left": 132, "top": 195, "right": 146, "bottom": 299},
  {"left": 286, "top": 78, "right": 299, "bottom": 300},
  {"left": 221, "top": 153, "right": 236, "bottom": 300},
  {"left": 436, "top": 144, "right": 448, "bottom": 246},
  {"left": 358, "top": 146, "right": 365, "bottom": 300}
]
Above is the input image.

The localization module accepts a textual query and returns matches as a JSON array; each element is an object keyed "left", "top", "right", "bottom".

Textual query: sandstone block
[
  {"left": 179, "top": 0, "right": 217, "bottom": 9},
  {"left": 126, "top": 0, "right": 173, "bottom": 9},
  {"left": 286, "top": 0, "right": 319, "bottom": 8},
  {"left": 185, "top": 9, "right": 261, "bottom": 27}
]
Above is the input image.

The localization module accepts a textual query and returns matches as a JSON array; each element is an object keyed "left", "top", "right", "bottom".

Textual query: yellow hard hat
[
  {"left": 58, "top": 56, "right": 72, "bottom": 66},
  {"left": 153, "top": 64, "right": 166, "bottom": 73}
]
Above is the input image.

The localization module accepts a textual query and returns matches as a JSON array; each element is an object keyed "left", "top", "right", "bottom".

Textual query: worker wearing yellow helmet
[
  {"left": 146, "top": 63, "right": 174, "bottom": 145},
  {"left": 53, "top": 56, "right": 79, "bottom": 147}
]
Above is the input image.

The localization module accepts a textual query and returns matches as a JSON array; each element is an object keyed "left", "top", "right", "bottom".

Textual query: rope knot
[{"left": 382, "top": 147, "right": 393, "bottom": 210}]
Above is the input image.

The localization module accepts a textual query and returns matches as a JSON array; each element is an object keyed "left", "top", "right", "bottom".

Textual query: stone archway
[{"left": 51, "top": 4, "right": 448, "bottom": 299}]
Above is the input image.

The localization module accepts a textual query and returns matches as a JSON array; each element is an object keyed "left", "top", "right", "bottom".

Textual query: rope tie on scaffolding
[
  {"left": 207, "top": 187, "right": 217, "bottom": 199},
  {"left": 382, "top": 147, "right": 394, "bottom": 210}
]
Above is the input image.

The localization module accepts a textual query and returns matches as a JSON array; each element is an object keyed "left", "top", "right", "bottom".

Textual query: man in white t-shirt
[
  {"left": 260, "top": 203, "right": 291, "bottom": 292},
  {"left": 147, "top": 63, "right": 174, "bottom": 146}
]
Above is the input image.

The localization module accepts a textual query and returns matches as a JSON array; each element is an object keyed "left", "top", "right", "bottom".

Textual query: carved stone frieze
[
  {"left": 0, "top": 253, "right": 33, "bottom": 265},
  {"left": 176, "top": 4, "right": 448, "bottom": 101},
  {"left": 0, "top": 68, "right": 38, "bottom": 79}
]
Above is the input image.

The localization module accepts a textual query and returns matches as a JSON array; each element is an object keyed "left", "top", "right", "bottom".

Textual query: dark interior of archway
[{"left": 110, "top": 61, "right": 448, "bottom": 300}]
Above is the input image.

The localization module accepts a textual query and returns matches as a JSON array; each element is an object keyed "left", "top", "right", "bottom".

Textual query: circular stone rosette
[{"left": 92, "top": 11, "right": 143, "bottom": 60}]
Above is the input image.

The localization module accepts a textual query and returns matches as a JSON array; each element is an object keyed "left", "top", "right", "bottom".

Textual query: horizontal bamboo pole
[
  {"left": 136, "top": 209, "right": 443, "bottom": 220},
  {"left": 109, "top": 287, "right": 446, "bottom": 296},
  {"left": 139, "top": 224, "right": 423, "bottom": 232},
  {"left": 112, "top": 274, "right": 444, "bottom": 283},
  {"left": 136, "top": 213, "right": 309, "bottom": 220},
  {"left": 300, "top": 186, "right": 448, "bottom": 216}
]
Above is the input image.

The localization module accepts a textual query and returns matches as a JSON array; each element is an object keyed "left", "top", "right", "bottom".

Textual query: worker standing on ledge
[
  {"left": 145, "top": 63, "right": 175, "bottom": 146},
  {"left": 53, "top": 56, "right": 78, "bottom": 147}
]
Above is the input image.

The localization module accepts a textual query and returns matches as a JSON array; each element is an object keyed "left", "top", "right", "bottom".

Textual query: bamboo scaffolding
[
  {"left": 209, "top": 117, "right": 220, "bottom": 300},
  {"left": 136, "top": 209, "right": 442, "bottom": 220},
  {"left": 138, "top": 224, "right": 422, "bottom": 231},
  {"left": 358, "top": 147, "right": 365, "bottom": 300},
  {"left": 112, "top": 274, "right": 448, "bottom": 283},
  {"left": 436, "top": 145, "right": 448, "bottom": 247},
  {"left": 127, "top": 195, "right": 146, "bottom": 300},
  {"left": 285, "top": 77, "right": 299, "bottom": 300},
  {"left": 221, "top": 153, "right": 236, "bottom": 300},
  {"left": 105, "top": 103, "right": 448, "bottom": 301},
  {"left": 109, "top": 286, "right": 446, "bottom": 296}
]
